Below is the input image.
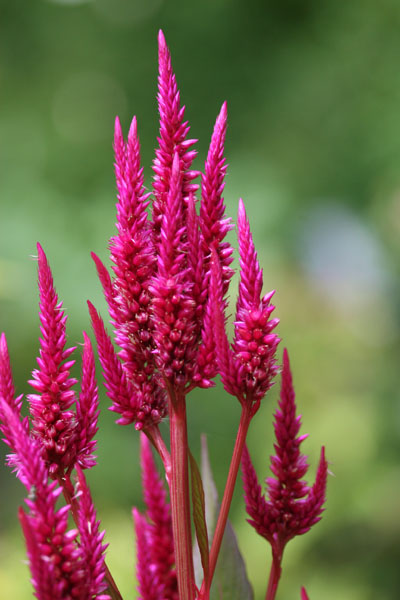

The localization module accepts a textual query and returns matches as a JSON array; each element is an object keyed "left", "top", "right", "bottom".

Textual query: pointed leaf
[
  {"left": 194, "top": 435, "right": 254, "bottom": 600},
  {"left": 188, "top": 447, "right": 209, "bottom": 585}
]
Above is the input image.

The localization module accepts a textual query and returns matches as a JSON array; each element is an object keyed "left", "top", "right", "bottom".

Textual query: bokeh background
[{"left": 1, "top": 0, "right": 400, "bottom": 598}]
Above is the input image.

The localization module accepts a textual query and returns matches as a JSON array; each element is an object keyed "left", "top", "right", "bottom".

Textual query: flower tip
[
  {"left": 238, "top": 197, "right": 246, "bottom": 220},
  {"left": 300, "top": 586, "right": 310, "bottom": 600},
  {"left": 128, "top": 116, "right": 137, "bottom": 141},
  {"left": 114, "top": 115, "right": 122, "bottom": 138},
  {"left": 36, "top": 242, "right": 45, "bottom": 262},
  {"left": 158, "top": 29, "right": 167, "bottom": 51}
]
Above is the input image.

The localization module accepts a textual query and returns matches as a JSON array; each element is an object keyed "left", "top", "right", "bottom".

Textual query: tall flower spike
[
  {"left": 76, "top": 466, "right": 110, "bottom": 599},
  {"left": 232, "top": 199, "right": 280, "bottom": 411},
  {"left": 0, "top": 332, "right": 22, "bottom": 413},
  {"left": 200, "top": 101, "right": 234, "bottom": 296},
  {"left": 195, "top": 102, "right": 235, "bottom": 386},
  {"left": 94, "top": 116, "right": 167, "bottom": 430},
  {"left": 208, "top": 248, "right": 241, "bottom": 398},
  {"left": 0, "top": 333, "right": 28, "bottom": 465},
  {"left": 301, "top": 586, "right": 310, "bottom": 600},
  {"left": 1, "top": 400, "right": 87, "bottom": 600},
  {"left": 133, "top": 508, "right": 163, "bottom": 600},
  {"left": 140, "top": 433, "right": 177, "bottom": 600},
  {"left": 152, "top": 30, "right": 198, "bottom": 242},
  {"left": 150, "top": 152, "right": 197, "bottom": 388},
  {"left": 75, "top": 332, "right": 99, "bottom": 470},
  {"left": 241, "top": 349, "right": 328, "bottom": 597},
  {"left": 87, "top": 301, "right": 140, "bottom": 427},
  {"left": 27, "top": 243, "right": 78, "bottom": 477}
]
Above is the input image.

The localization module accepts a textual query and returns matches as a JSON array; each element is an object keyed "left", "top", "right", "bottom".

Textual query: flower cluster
[
  {"left": 242, "top": 348, "right": 328, "bottom": 594},
  {"left": 0, "top": 30, "right": 328, "bottom": 600}
]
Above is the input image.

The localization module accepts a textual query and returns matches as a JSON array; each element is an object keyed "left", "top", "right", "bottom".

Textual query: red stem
[
  {"left": 58, "top": 472, "right": 123, "bottom": 600},
  {"left": 200, "top": 403, "right": 252, "bottom": 598},
  {"left": 168, "top": 389, "right": 195, "bottom": 600},
  {"left": 145, "top": 423, "right": 171, "bottom": 485},
  {"left": 265, "top": 551, "right": 282, "bottom": 600}
]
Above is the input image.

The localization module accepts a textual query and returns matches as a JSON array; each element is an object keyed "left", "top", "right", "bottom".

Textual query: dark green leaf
[{"left": 189, "top": 446, "right": 210, "bottom": 586}]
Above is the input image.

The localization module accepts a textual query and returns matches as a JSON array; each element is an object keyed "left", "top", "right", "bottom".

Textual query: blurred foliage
[{"left": 1, "top": 0, "right": 400, "bottom": 598}]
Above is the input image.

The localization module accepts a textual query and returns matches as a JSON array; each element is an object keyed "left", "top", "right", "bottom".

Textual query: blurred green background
[{"left": 1, "top": 0, "right": 400, "bottom": 598}]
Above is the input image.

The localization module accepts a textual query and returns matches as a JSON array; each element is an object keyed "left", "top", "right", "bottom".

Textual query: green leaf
[
  {"left": 193, "top": 435, "right": 254, "bottom": 600},
  {"left": 189, "top": 446, "right": 210, "bottom": 586}
]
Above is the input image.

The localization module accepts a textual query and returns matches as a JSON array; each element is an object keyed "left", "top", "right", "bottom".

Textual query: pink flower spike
[
  {"left": 75, "top": 332, "right": 99, "bottom": 470},
  {"left": 91, "top": 252, "right": 119, "bottom": 324},
  {"left": 87, "top": 300, "right": 139, "bottom": 426},
  {"left": 133, "top": 507, "right": 163, "bottom": 600},
  {"left": 150, "top": 152, "right": 197, "bottom": 388},
  {"left": 200, "top": 101, "right": 234, "bottom": 295},
  {"left": 0, "top": 332, "right": 22, "bottom": 413},
  {"left": 76, "top": 465, "right": 109, "bottom": 598},
  {"left": 241, "top": 348, "right": 328, "bottom": 558},
  {"left": 301, "top": 586, "right": 310, "bottom": 600},
  {"left": 1, "top": 400, "right": 87, "bottom": 599},
  {"left": 152, "top": 30, "right": 198, "bottom": 241},
  {"left": 209, "top": 248, "right": 241, "bottom": 398},
  {"left": 233, "top": 199, "right": 280, "bottom": 409},
  {"left": 140, "top": 433, "right": 177, "bottom": 600},
  {"left": 0, "top": 333, "right": 28, "bottom": 459},
  {"left": 27, "top": 243, "right": 78, "bottom": 477}
]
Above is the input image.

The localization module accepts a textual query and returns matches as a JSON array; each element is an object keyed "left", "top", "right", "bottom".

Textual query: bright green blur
[{"left": 1, "top": 1, "right": 399, "bottom": 598}]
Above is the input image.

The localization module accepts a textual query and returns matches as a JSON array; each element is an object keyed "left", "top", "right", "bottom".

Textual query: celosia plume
[
  {"left": 0, "top": 400, "right": 89, "bottom": 599},
  {"left": 242, "top": 348, "right": 328, "bottom": 557},
  {"left": 27, "top": 243, "right": 78, "bottom": 476},
  {"left": 152, "top": 29, "right": 198, "bottom": 241}
]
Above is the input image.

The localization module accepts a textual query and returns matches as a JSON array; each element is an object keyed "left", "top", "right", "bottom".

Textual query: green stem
[
  {"left": 168, "top": 389, "right": 195, "bottom": 600},
  {"left": 201, "top": 403, "right": 252, "bottom": 598},
  {"left": 58, "top": 472, "right": 123, "bottom": 600}
]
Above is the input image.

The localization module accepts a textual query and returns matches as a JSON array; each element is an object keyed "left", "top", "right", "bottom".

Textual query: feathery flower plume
[
  {"left": 75, "top": 465, "right": 110, "bottom": 599},
  {"left": 200, "top": 101, "right": 234, "bottom": 296},
  {"left": 88, "top": 301, "right": 139, "bottom": 426},
  {"left": 0, "top": 333, "right": 28, "bottom": 466},
  {"left": 208, "top": 200, "right": 279, "bottom": 410},
  {"left": 150, "top": 152, "right": 197, "bottom": 389},
  {"left": 241, "top": 348, "right": 328, "bottom": 598},
  {"left": 133, "top": 508, "right": 162, "bottom": 600},
  {"left": 27, "top": 243, "right": 79, "bottom": 476},
  {"left": 139, "top": 433, "right": 177, "bottom": 600},
  {"left": 152, "top": 30, "right": 198, "bottom": 241},
  {"left": 0, "top": 400, "right": 88, "bottom": 599},
  {"left": 91, "top": 115, "right": 167, "bottom": 430},
  {"left": 194, "top": 102, "right": 235, "bottom": 387},
  {"left": 75, "top": 332, "right": 99, "bottom": 470},
  {"left": 301, "top": 587, "right": 310, "bottom": 600}
]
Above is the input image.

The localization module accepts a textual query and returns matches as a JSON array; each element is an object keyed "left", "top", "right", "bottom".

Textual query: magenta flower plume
[
  {"left": 200, "top": 101, "right": 234, "bottom": 296},
  {"left": 150, "top": 152, "right": 197, "bottom": 389},
  {"left": 0, "top": 333, "right": 28, "bottom": 460},
  {"left": 233, "top": 199, "right": 279, "bottom": 411},
  {"left": 194, "top": 102, "right": 235, "bottom": 387},
  {"left": 133, "top": 508, "right": 163, "bottom": 600},
  {"left": 139, "top": 433, "right": 177, "bottom": 600},
  {"left": 241, "top": 348, "right": 328, "bottom": 560},
  {"left": 301, "top": 587, "right": 310, "bottom": 600},
  {"left": 75, "top": 332, "right": 99, "bottom": 470},
  {"left": 152, "top": 30, "right": 198, "bottom": 241},
  {"left": 91, "top": 115, "right": 167, "bottom": 430},
  {"left": 27, "top": 243, "right": 79, "bottom": 476},
  {"left": 208, "top": 200, "right": 279, "bottom": 411},
  {"left": 0, "top": 400, "right": 88, "bottom": 599},
  {"left": 87, "top": 300, "right": 139, "bottom": 426},
  {"left": 75, "top": 466, "right": 110, "bottom": 599}
]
